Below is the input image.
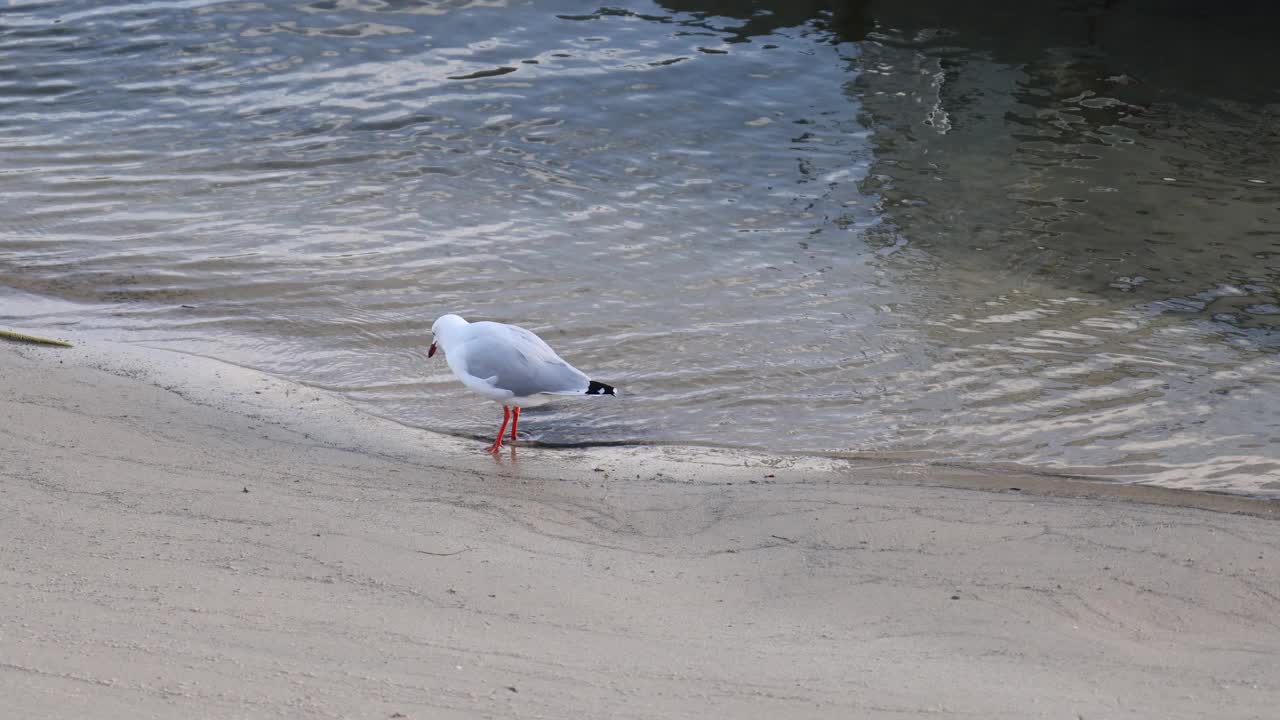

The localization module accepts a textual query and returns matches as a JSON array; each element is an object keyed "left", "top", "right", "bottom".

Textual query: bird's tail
[{"left": 586, "top": 380, "right": 617, "bottom": 396}]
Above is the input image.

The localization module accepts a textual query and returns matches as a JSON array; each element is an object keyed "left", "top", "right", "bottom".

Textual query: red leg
[
  {"left": 487, "top": 406, "right": 510, "bottom": 453},
  {"left": 509, "top": 407, "right": 521, "bottom": 442}
]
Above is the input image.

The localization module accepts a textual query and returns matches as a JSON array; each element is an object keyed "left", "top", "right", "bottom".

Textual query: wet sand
[{"left": 2, "top": 339, "right": 1278, "bottom": 719}]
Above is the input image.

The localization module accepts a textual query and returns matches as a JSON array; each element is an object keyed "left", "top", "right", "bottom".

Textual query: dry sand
[{"left": 1, "top": 339, "right": 1278, "bottom": 719}]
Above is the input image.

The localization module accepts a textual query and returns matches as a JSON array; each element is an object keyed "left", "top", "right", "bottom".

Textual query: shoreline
[
  {"left": 3, "top": 337, "right": 1278, "bottom": 718},
  {"left": 9, "top": 330, "right": 1280, "bottom": 513}
]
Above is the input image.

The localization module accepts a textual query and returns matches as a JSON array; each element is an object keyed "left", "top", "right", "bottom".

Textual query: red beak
[{"left": 428, "top": 342, "right": 437, "bottom": 358}]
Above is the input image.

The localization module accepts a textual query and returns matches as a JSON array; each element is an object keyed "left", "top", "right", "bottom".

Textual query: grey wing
[{"left": 463, "top": 329, "right": 589, "bottom": 397}]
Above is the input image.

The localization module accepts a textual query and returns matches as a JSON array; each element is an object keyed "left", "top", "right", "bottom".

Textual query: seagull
[{"left": 429, "top": 314, "right": 617, "bottom": 452}]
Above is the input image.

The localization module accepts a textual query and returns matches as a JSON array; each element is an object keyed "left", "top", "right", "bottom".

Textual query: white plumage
[{"left": 429, "top": 313, "right": 616, "bottom": 452}]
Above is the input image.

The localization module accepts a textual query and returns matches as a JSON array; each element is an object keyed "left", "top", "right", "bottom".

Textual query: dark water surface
[{"left": 2, "top": 1, "right": 1278, "bottom": 495}]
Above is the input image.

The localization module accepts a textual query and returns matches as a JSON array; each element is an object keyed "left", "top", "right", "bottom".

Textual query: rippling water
[{"left": 2, "top": 0, "right": 1278, "bottom": 496}]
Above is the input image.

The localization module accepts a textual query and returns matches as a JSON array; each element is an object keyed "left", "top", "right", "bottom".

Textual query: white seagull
[{"left": 429, "top": 313, "right": 617, "bottom": 452}]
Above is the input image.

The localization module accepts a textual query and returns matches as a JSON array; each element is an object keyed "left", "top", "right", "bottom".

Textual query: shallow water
[{"left": 2, "top": 0, "right": 1278, "bottom": 495}]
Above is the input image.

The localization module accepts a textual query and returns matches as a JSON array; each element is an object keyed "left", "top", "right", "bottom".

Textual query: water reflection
[
  {"left": 653, "top": 0, "right": 871, "bottom": 41},
  {"left": 0, "top": 0, "right": 1277, "bottom": 495},
  {"left": 853, "top": 0, "right": 1280, "bottom": 491},
  {"left": 857, "top": 1, "right": 1278, "bottom": 301}
]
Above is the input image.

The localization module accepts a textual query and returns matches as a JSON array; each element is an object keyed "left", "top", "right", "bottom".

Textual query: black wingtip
[{"left": 586, "top": 380, "right": 616, "bottom": 396}]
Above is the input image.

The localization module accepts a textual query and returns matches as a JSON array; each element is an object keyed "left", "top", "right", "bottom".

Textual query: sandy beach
[{"left": 1, "top": 339, "right": 1278, "bottom": 719}]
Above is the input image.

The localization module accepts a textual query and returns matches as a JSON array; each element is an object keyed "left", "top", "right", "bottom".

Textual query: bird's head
[{"left": 429, "top": 313, "right": 468, "bottom": 359}]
